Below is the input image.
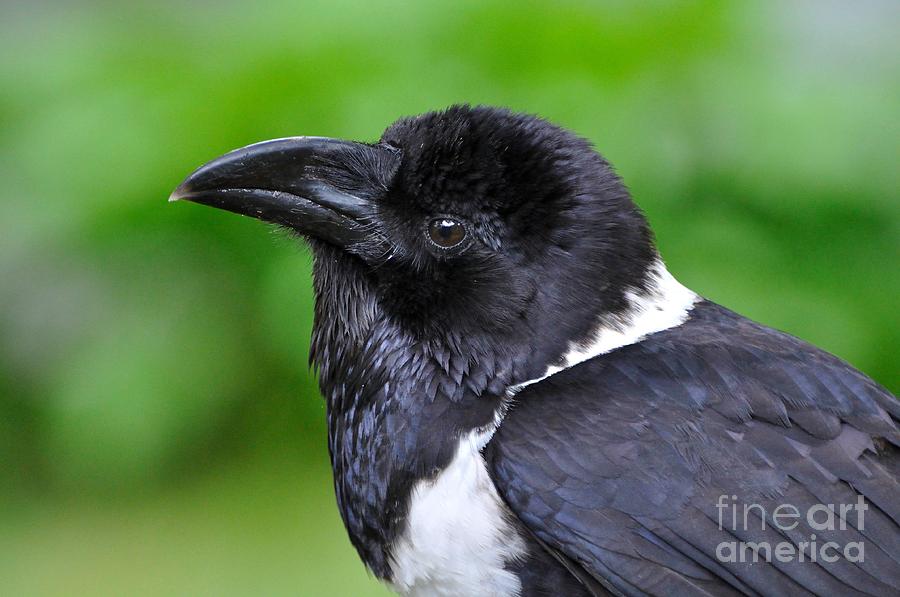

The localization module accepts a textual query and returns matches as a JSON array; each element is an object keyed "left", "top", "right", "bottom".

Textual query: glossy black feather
[{"left": 486, "top": 300, "right": 899, "bottom": 596}]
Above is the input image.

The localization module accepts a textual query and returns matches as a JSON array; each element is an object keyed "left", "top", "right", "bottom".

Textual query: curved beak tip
[{"left": 168, "top": 180, "right": 190, "bottom": 203}]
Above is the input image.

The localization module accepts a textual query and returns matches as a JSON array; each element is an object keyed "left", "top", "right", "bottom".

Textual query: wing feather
[{"left": 487, "top": 301, "right": 899, "bottom": 596}]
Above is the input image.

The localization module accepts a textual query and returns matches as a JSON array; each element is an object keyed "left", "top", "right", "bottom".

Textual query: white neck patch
[{"left": 510, "top": 259, "right": 698, "bottom": 393}]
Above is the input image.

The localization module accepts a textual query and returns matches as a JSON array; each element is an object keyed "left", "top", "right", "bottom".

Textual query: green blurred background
[{"left": 1, "top": 1, "right": 897, "bottom": 595}]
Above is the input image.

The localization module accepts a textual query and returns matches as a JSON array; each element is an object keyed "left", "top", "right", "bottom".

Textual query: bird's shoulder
[
  {"left": 485, "top": 300, "right": 899, "bottom": 596},
  {"left": 501, "top": 300, "right": 897, "bottom": 442}
]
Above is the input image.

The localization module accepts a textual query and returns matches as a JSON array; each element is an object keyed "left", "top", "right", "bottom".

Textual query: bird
[{"left": 170, "top": 105, "right": 899, "bottom": 597}]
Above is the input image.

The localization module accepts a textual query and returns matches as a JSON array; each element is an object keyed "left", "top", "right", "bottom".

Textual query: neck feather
[{"left": 511, "top": 259, "right": 698, "bottom": 392}]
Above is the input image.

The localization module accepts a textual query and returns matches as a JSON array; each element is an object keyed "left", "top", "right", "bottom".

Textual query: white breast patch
[{"left": 388, "top": 427, "right": 526, "bottom": 597}]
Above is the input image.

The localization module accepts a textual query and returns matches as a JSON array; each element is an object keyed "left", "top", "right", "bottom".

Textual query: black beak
[{"left": 170, "top": 136, "right": 397, "bottom": 249}]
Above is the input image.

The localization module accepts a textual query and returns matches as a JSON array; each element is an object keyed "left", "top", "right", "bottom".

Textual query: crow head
[{"left": 171, "top": 105, "right": 657, "bottom": 387}]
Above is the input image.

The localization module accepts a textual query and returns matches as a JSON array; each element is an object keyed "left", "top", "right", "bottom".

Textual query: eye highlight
[{"left": 427, "top": 218, "right": 466, "bottom": 249}]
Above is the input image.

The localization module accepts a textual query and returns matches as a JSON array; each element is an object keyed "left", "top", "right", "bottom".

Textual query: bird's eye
[{"left": 427, "top": 218, "right": 466, "bottom": 249}]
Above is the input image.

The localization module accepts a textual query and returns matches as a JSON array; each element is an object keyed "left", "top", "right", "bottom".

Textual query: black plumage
[
  {"left": 487, "top": 300, "right": 898, "bottom": 596},
  {"left": 170, "top": 105, "right": 898, "bottom": 596}
]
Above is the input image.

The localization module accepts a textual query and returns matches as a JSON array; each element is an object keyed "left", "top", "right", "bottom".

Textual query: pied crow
[{"left": 170, "top": 105, "right": 899, "bottom": 597}]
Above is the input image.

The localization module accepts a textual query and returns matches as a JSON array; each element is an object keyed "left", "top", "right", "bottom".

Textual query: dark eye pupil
[{"left": 428, "top": 218, "right": 465, "bottom": 248}]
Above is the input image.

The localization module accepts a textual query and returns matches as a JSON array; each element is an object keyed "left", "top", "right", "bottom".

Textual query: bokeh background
[{"left": 2, "top": 1, "right": 897, "bottom": 595}]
